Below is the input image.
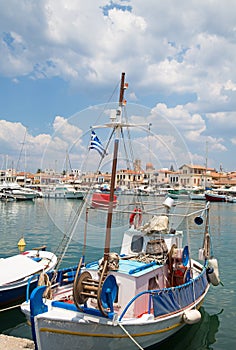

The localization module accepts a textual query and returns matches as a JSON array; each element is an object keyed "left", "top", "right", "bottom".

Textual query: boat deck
[{"left": 86, "top": 258, "right": 162, "bottom": 277}]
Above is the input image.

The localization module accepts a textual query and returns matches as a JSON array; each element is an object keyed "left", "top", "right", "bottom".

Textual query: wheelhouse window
[
  {"left": 131, "top": 235, "right": 144, "bottom": 253},
  {"left": 148, "top": 276, "right": 159, "bottom": 290}
]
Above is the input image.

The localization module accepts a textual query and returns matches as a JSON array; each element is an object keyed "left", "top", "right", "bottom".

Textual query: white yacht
[{"left": 42, "top": 183, "right": 84, "bottom": 199}]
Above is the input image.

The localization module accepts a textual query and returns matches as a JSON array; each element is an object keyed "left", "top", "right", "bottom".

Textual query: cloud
[
  {"left": 52, "top": 116, "right": 83, "bottom": 142},
  {"left": 0, "top": 116, "right": 86, "bottom": 172},
  {"left": 0, "top": 0, "right": 234, "bottom": 98},
  {"left": 150, "top": 103, "right": 206, "bottom": 142},
  {"left": 206, "top": 112, "right": 236, "bottom": 139},
  {"left": 0, "top": 120, "right": 27, "bottom": 150}
]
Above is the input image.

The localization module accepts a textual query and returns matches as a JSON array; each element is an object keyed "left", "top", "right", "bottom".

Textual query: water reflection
[
  {"left": 0, "top": 308, "right": 26, "bottom": 334},
  {"left": 148, "top": 307, "right": 221, "bottom": 350}
]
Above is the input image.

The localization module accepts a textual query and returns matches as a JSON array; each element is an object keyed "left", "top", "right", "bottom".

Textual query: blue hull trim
[{"left": 0, "top": 280, "right": 38, "bottom": 308}]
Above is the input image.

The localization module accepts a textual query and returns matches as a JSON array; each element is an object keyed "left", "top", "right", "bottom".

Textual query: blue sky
[{"left": 0, "top": 0, "right": 236, "bottom": 173}]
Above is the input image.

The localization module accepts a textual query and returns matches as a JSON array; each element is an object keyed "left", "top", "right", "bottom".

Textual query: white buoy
[
  {"left": 198, "top": 248, "right": 205, "bottom": 260},
  {"left": 183, "top": 309, "right": 201, "bottom": 324},
  {"left": 163, "top": 197, "right": 174, "bottom": 209},
  {"left": 208, "top": 258, "right": 220, "bottom": 286}
]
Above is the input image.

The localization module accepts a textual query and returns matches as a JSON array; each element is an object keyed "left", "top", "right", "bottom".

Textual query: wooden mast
[{"left": 103, "top": 72, "right": 126, "bottom": 262}]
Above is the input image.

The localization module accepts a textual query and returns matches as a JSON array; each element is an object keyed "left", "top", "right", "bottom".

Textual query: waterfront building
[
  {"left": 2, "top": 163, "right": 236, "bottom": 190},
  {"left": 178, "top": 164, "right": 214, "bottom": 188},
  {"left": 116, "top": 169, "right": 144, "bottom": 189}
]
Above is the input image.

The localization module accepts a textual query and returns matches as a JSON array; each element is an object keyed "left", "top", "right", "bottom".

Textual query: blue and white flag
[{"left": 89, "top": 130, "right": 107, "bottom": 157}]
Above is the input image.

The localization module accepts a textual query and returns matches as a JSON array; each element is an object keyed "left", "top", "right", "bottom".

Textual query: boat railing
[
  {"left": 26, "top": 274, "right": 39, "bottom": 302},
  {"left": 25, "top": 266, "right": 77, "bottom": 302},
  {"left": 118, "top": 268, "right": 208, "bottom": 321}
]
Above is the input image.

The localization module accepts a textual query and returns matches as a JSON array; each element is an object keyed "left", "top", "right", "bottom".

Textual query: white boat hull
[
  {"left": 0, "top": 250, "right": 57, "bottom": 308},
  {"left": 29, "top": 265, "right": 210, "bottom": 350},
  {"left": 33, "top": 290, "right": 208, "bottom": 350},
  {"left": 43, "top": 192, "right": 84, "bottom": 199}
]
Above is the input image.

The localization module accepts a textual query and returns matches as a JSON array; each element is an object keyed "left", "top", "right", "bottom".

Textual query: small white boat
[
  {"left": 189, "top": 189, "right": 206, "bottom": 200},
  {"left": 0, "top": 182, "right": 38, "bottom": 201},
  {"left": 27, "top": 73, "right": 220, "bottom": 350},
  {"left": 0, "top": 248, "right": 57, "bottom": 309},
  {"left": 42, "top": 184, "right": 84, "bottom": 199},
  {"left": 167, "top": 189, "right": 189, "bottom": 200}
]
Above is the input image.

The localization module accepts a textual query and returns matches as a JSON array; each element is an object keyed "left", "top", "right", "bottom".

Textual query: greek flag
[{"left": 89, "top": 130, "right": 107, "bottom": 156}]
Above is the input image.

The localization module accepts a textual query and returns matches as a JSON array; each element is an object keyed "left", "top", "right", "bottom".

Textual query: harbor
[
  {"left": 0, "top": 74, "right": 234, "bottom": 349},
  {"left": 0, "top": 196, "right": 235, "bottom": 349},
  {"left": 1, "top": 1, "right": 236, "bottom": 348}
]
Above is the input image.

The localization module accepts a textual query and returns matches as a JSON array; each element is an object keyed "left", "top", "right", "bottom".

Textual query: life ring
[{"left": 129, "top": 208, "right": 142, "bottom": 228}]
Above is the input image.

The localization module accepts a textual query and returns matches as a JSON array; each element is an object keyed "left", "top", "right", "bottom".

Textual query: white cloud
[
  {"left": 52, "top": 116, "right": 83, "bottom": 142},
  {"left": 231, "top": 138, "right": 236, "bottom": 145},
  {"left": 206, "top": 112, "right": 236, "bottom": 140},
  {"left": 150, "top": 103, "right": 206, "bottom": 142},
  {"left": 0, "top": 116, "right": 87, "bottom": 172},
  {"left": 224, "top": 80, "right": 236, "bottom": 92}
]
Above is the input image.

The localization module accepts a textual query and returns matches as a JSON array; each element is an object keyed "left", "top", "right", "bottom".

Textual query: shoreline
[{"left": 0, "top": 334, "right": 34, "bottom": 349}]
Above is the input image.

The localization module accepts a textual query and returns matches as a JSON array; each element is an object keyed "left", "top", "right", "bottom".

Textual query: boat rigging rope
[
  {"left": 54, "top": 198, "right": 86, "bottom": 269},
  {"left": 118, "top": 322, "right": 144, "bottom": 350},
  {"left": 38, "top": 272, "right": 52, "bottom": 299}
]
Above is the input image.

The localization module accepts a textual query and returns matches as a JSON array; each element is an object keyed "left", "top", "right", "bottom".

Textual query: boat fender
[
  {"left": 207, "top": 258, "right": 220, "bottom": 286},
  {"left": 129, "top": 208, "right": 142, "bottom": 228},
  {"left": 182, "top": 309, "right": 201, "bottom": 324}
]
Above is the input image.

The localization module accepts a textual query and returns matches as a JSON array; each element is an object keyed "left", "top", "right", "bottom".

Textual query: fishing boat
[
  {"left": 0, "top": 248, "right": 57, "bottom": 309},
  {"left": 204, "top": 190, "right": 233, "bottom": 202},
  {"left": 91, "top": 192, "right": 118, "bottom": 209},
  {"left": 205, "top": 192, "right": 226, "bottom": 202},
  {"left": 27, "top": 73, "right": 221, "bottom": 350}
]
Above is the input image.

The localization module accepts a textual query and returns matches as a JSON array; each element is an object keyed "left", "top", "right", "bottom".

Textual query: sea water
[{"left": 0, "top": 197, "right": 235, "bottom": 349}]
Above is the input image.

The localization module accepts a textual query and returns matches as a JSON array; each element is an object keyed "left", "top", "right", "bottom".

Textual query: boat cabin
[{"left": 84, "top": 217, "right": 184, "bottom": 319}]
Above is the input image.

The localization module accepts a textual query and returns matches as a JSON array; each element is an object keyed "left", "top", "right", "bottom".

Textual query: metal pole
[{"left": 104, "top": 139, "right": 119, "bottom": 261}]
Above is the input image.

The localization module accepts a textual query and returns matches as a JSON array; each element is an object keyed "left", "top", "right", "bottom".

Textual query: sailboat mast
[
  {"left": 119, "top": 72, "right": 126, "bottom": 107},
  {"left": 104, "top": 139, "right": 119, "bottom": 260},
  {"left": 104, "top": 72, "right": 126, "bottom": 261}
]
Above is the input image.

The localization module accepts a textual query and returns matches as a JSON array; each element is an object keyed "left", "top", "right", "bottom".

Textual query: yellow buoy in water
[{"left": 18, "top": 237, "right": 26, "bottom": 252}]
